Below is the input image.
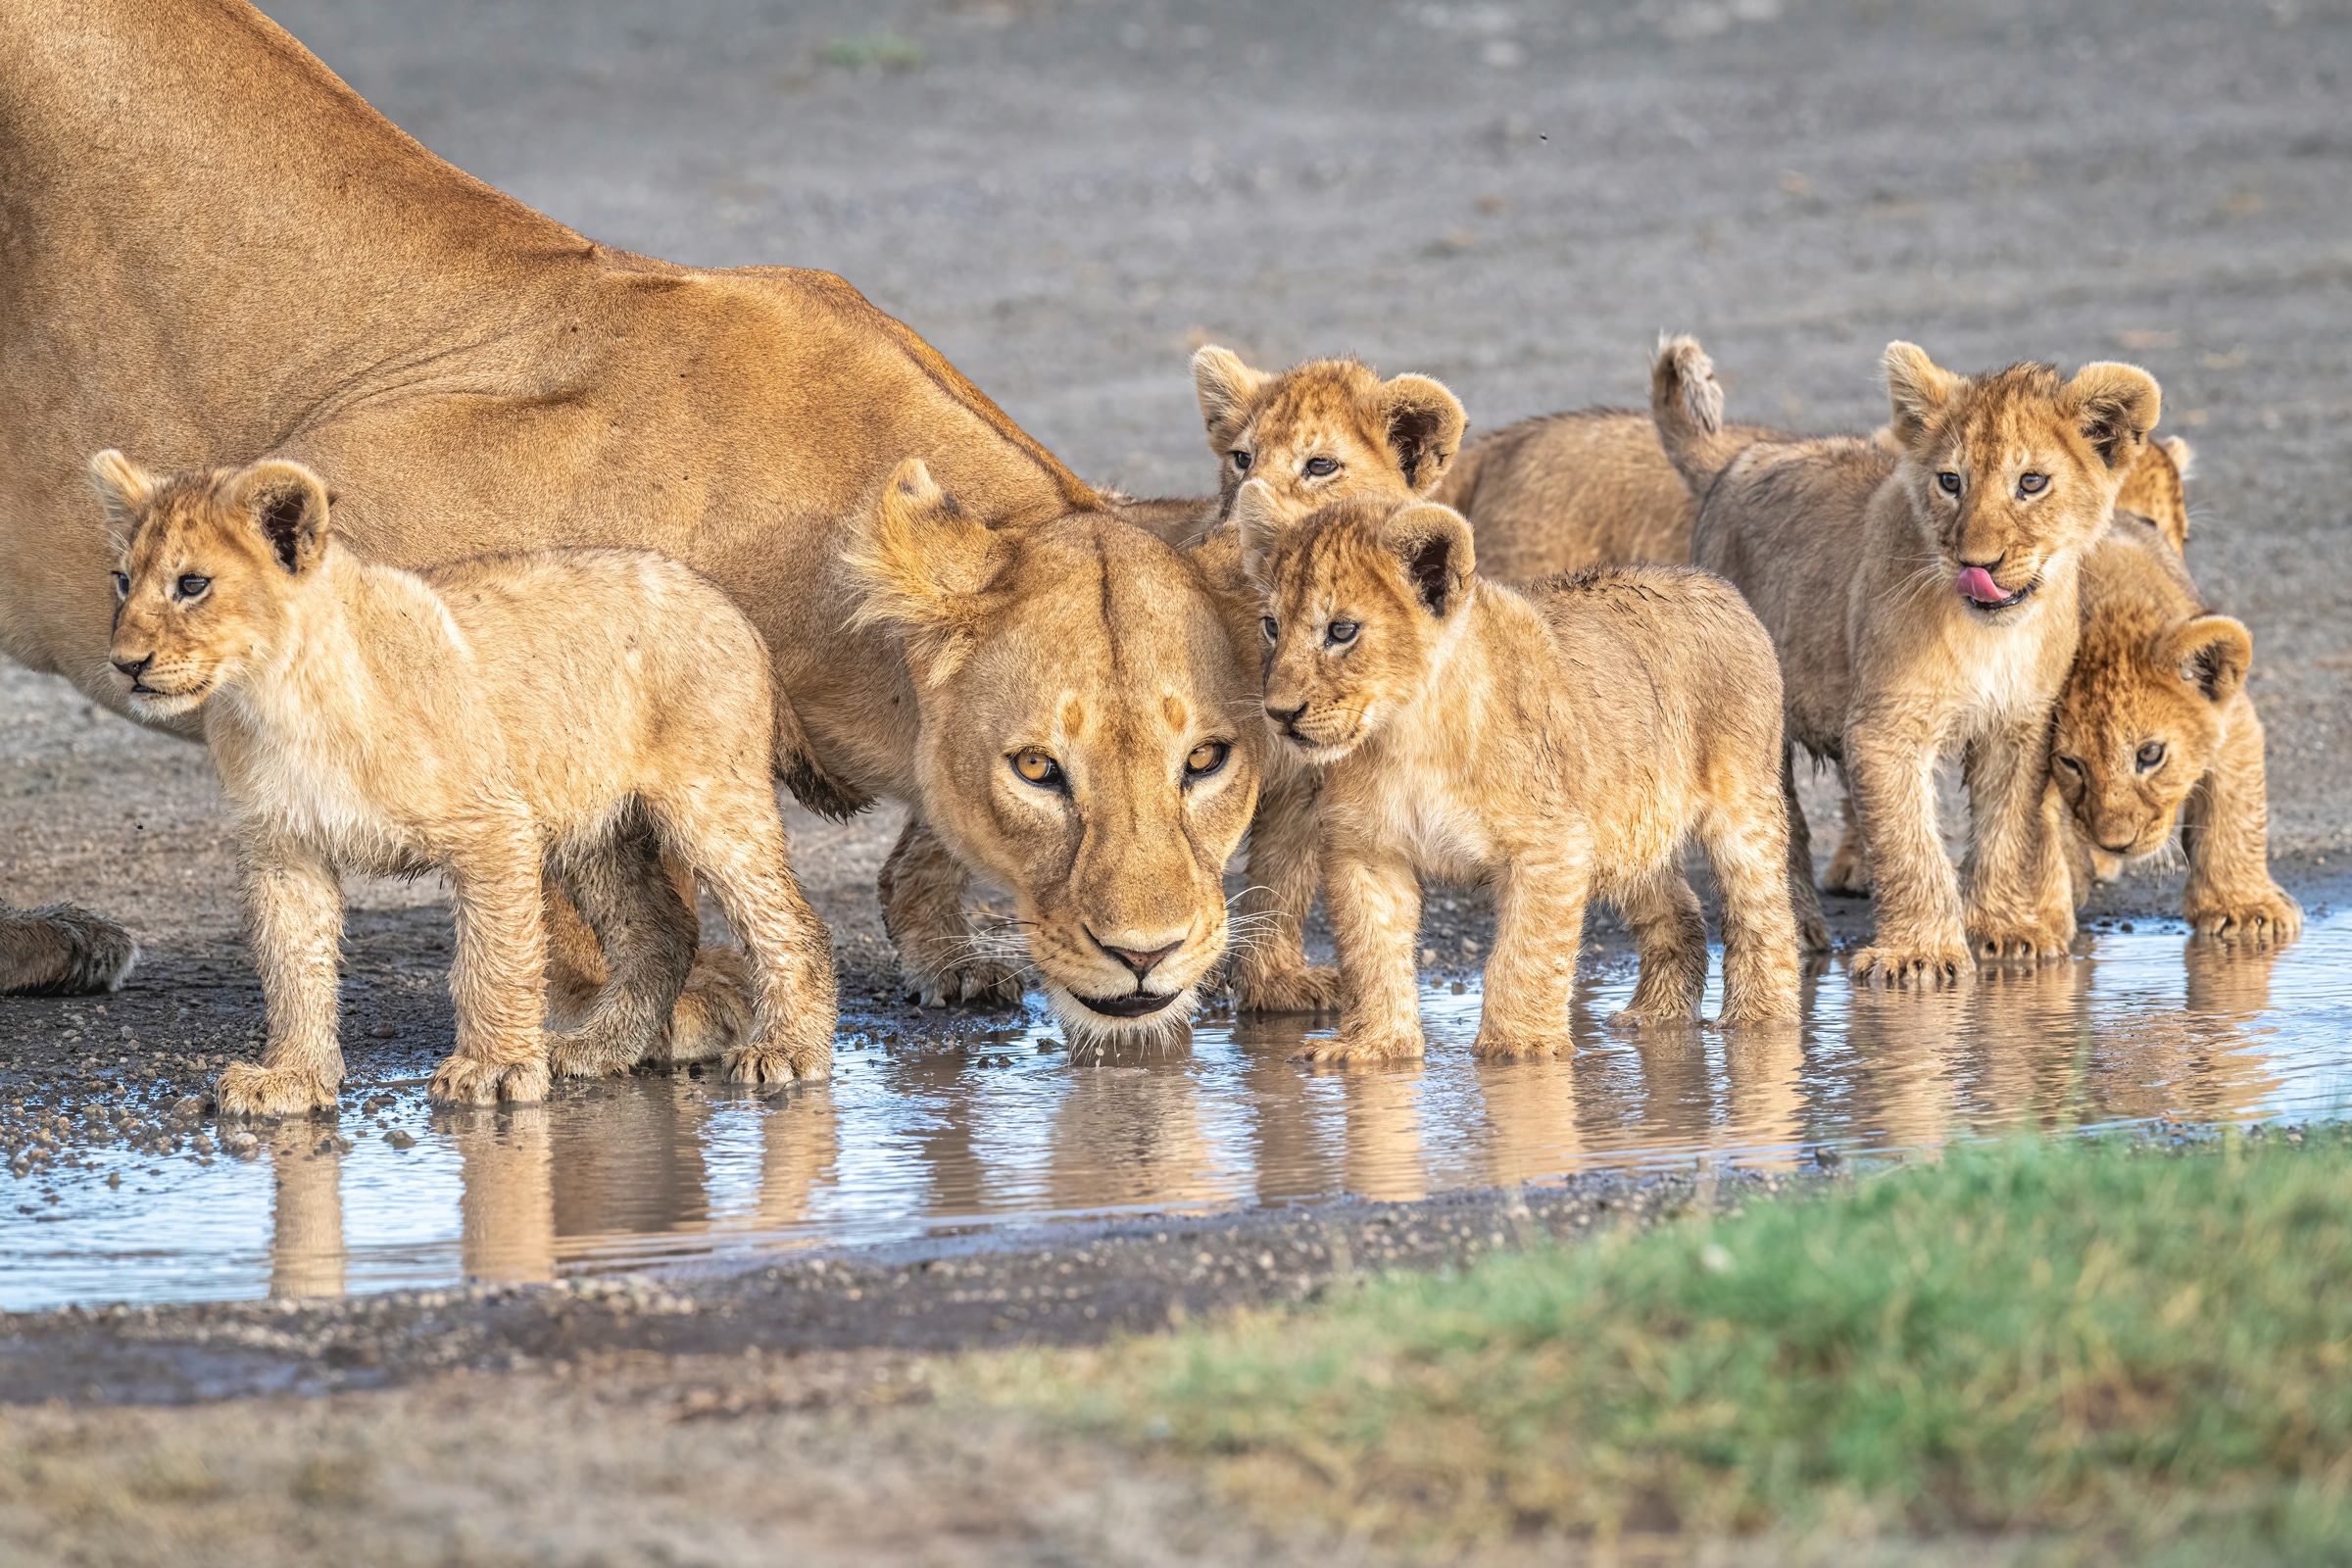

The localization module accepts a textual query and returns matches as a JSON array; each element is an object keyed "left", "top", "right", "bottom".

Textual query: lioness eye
[
  {"left": 112, "top": 572, "right": 129, "bottom": 599},
  {"left": 2018, "top": 473, "right": 2048, "bottom": 497},
  {"left": 1012, "top": 750, "right": 1064, "bottom": 789},
  {"left": 1231, "top": 451, "right": 1252, "bottom": 472},
  {"left": 1936, "top": 471, "right": 1963, "bottom": 496},
  {"left": 2135, "top": 741, "right": 2166, "bottom": 771},
  {"left": 1327, "top": 621, "right": 1359, "bottom": 645},
  {"left": 175, "top": 574, "right": 211, "bottom": 600},
  {"left": 1261, "top": 615, "right": 1279, "bottom": 641},
  {"left": 1304, "top": 457, "right": 1339, "bottom": 478},
  {"left": 1185, "top": 741, "right": 1230, "bottom": 779}
]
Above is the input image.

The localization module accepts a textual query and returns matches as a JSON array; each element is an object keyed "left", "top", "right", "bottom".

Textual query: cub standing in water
[
  {"left": 1237, "top": 480, "right": 1800, "bottom": 1061},
  {"left": 93, "top": 453, "right": 837, "bottom": 1114},
  {"left": 1654, "top": 335, "right": 2161, "bottom": 983}
]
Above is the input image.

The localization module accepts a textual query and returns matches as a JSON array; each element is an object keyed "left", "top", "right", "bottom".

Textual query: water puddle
[{"left": 6, "top": 914, "right": 2348, "bottom": 1309}]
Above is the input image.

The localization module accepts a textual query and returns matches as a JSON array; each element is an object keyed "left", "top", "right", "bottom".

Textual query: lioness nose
[
  {"left": 1095, "top": 934, "right": 1183, "bottom": 981},
  {"left": 112, "top": 654, "right": 152, "bottom": 680}
]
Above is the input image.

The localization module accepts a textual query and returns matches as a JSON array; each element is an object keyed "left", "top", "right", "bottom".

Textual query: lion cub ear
[
  {"left": 2156, "top": 613, "right": 2251, "bottom": 706},
  {"left": 1883, "top": 342, "right": 1964, "bottom": 449},
  {"left": 87, "top": 450, "right": 159, "bottom": 551},
  {"left": 2065, "top": 361, "right": 2162, "bottom": 472},
  {"left": 228, "top": 461, "right": 333, "bottom": 574},
  {"left": 1192, "top": 346, "right": 1268, "bottom": 456},
  {"left": 1379, "top": 502, "right": 1476, "bottom": 619},
  {"left": 1374, "top": 373, "right": 1467, "bottom": 494},
  {"left": 1231, "top": 478, "right": 1287, "bottom": 591},
  {"left": 847, "top": 458, "right": 999, "bottom": 686}
]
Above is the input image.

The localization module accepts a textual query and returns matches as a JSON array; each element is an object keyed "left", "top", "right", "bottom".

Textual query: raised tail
[{"left": 1649, "top": 333, "right": 1751, "bottom": 497}]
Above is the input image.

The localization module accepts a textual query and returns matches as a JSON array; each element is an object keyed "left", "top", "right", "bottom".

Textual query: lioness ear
[
  {"left": 1379, "top": 502, "right": 1475, "bottom": 619},
  {"left": 1883, "top": 341, "right": 1960, "bottom": 449},
  {"left": 846, "top": 458, "right": 999, "bottom": 686},
  {"left": 229, "top": 460, "right": 332, "bottom": 574},
  {"left": 86, "top": 449, "right": 158, "bottom": 551},
  {"left": 1231, "top": 477, "right": 1286, "bottom": 592},
  {"left": 1192, "top": 346, "right": 1268, "bottom": 455},
  {"left": 2065, "top": 361, "right": 2162, "bottom": 472},
  {"left": 1374, "top": 373, "right": 1466, "bottom": 494},
  {"left": 2156, "top": 614, "right": 2251, "bottom": 706}
]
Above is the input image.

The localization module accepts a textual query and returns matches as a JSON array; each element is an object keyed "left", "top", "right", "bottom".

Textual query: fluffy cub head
[
  {"left": 1882, "top": 342, "right": 2161, "bottom": 618},
  {"left": 89, "top": 452, "right": 333, "bottom": 719},
  {"left": 1236, "top": 479, "right": 1476, "bottom": 762},
  {"left": 1191, "top": 347, "right": 1466, "bottom": 526},
  {"left": 2111, "top": 433, "right": 2195, "bottom": 553},
  {"left": 848, "top": 460, "right": 1260, "bottom": 1045}
]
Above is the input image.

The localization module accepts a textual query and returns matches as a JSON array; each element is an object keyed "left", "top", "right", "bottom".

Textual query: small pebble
[
  {"left": 1420, "top": 947, "right": 1438, "bottom": 965},
  {"left": 368, "top": 1021, "right": 398, "bottom": 1039},
  {"left": 385, "top": 1130, "right": 416, "bottom": 1150}
]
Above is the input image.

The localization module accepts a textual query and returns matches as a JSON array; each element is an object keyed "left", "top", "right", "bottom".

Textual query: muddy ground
[{"left": 3, "top": 0, "right": 2349, "bottom": 1559}]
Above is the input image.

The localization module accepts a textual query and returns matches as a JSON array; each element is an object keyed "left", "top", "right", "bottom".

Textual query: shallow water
[{"left": 6, "top": 914, "right": 2348, "bottom": 1310}]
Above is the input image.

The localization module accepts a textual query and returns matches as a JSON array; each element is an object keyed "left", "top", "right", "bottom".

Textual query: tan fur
[
  {"left": 2050, "top": 439, "right": 2299, "bottom": 942},
  {"left": 2, "top": 1, "right": 1256, "bottom": 1039},
  {"left": 95, "top": 454, "right": 837, "bottom": 1112},
  {"left": 1241, "top": 482, "right": 1800, "bottom": 1059},
  {"left": 1657, "top": 334, "right": 2161, "bottom": 983},
  {"left": 0, "top": 905, "right": 138, "bottom": 996},
  {"left": 845, "top": 461, "right": 1260, "bottom": 1046}
]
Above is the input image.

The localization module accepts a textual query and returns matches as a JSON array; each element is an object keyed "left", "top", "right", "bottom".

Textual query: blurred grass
[
  {"left": 969, "top": 1132, "right": 2352, "bottom": 1563},
  {"left": 821, "top": 32, "right": 926, "bottom": 72}
]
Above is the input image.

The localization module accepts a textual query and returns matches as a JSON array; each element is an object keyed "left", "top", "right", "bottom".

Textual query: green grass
[
  {"left": 820, "top": 32, "right": 927, "bottom": 72},
  {"left": 972, "top": 1132, "right": 2352, "bottom": 1562}
]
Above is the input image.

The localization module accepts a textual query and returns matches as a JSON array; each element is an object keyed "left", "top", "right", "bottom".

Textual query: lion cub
[
  {"left": 93, "top": 452, "right": 837, "bottom": 1114},
  {"left": 1654, "top": 335, "right": 2161, "bottom": 984},
  {"left": 1238, "top": 481, "right": 1801, "bottom": 1058},
  {"left": 2050, "top": 437, "right": 2300, "bottom": 942}
]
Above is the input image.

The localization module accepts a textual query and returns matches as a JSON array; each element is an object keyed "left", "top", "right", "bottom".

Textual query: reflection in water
[{"left": 5, "top": 917, "right": 2347, "bottom": 1308}]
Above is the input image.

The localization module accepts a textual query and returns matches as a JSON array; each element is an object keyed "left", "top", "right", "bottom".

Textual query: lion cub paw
[
  {"left": 904, "top": 959, "right": 1025, "bottom": 1010},
  {"left": 722, "top": 1040, "right": 832, "bottom": 1085},
  {"left": 428, "top": 1054, "right": 551, "bottom": 1106},
  {"left": 1231, "top": 962, "right": 1343, "bottom": 1015},
  {"left": 1471, "top": 1028, "right": 1569, "bottom": 1059},
  {"left": 1293, "top": 1027, "right": 1423, "bottom": 1065},
  {"left": 2187, "top": 886, "right": 2304, "bottom": 946},
  {"left": 1967, "top": 921, "right": 2072, "bottom": 965},
  {"left": 1850, "top": 941, "right": 1970, "bottom": 987},
  {"left": 547, "top": 1032, "right": 638, "bottom": 1081},
  {"left": 215, "top": 1062, "right": 339, "bottom": 1118}
]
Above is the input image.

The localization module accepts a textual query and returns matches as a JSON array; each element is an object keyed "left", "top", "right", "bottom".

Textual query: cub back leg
[
  {"left": 1611, "top": 866, "right": 1709, "bottom": 1026},
  {"left": 545, "top": 806, "right": 699, "bottom": 1080},
  {"left": 1703, "top": 780, "right": 1804, "bottom": 1024}
]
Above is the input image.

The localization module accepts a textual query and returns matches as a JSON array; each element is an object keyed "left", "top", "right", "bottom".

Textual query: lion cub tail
[{"left": 1649, "top": 333, "right": 1750, "bottom": 499}]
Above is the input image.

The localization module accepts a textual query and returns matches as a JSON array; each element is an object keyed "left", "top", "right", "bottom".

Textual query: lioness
[
  {"left": 0, "top": 0, "right": 1251, "bottom": 1047},
  {"left": 2050, "top": 438, "right": 2301, "bottom": 942},
  {"left": 1655, "top": 334, "right": 2161, "bottom": 983},
  {"left": 95, "top": 453, "right": 837, "bottom": 1112},
  {"left": 1240, "top": 482, "right": 1800, "bottom": 1060}
]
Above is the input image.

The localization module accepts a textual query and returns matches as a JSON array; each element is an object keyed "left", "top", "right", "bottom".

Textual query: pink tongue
[{"left": 1955, "top": 566, "right": 2007, "bottom": 605}]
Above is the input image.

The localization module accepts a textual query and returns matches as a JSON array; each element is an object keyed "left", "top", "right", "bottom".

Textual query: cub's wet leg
[
  {"left": 1822, "top": 771, "right": 1874, "bottom": 899},
  {"left": 217, "top": 841, "right": 345, "bottom": 1117},
  {"left": 429, "top": 819, "right": 555, "bottom": 1105},
  {"left": 1779, "top": 744, "right": 1833, "bottom": 952},
  {"left": 1227, "top": 765, "right": 1341, "bottom": 1014},
  {"left": 0, "top": 902, "right": 138, "bottom": 996},
  {"left": 545, "top": 809, "right": 698, "bottom": 1079},
  {"left": 1959, "top": 718, "right": 2074, "bottom": 963},
  {"left": 658, "top": 781, "right": 837, "bottom": 1084},
  {"left": 1702, "top": 788, "right": 1804, "bottom": 1024},
  {"left": 879, "top": 810, "right": 1022, "bottom": 1006},
  {"left": 2181, "top": 710, "right": 2302, "bottom": 943},
  {"left": 1306, "top": 845, "right": 1425, "bottom": 1063},
  {"left": 1847, "top": 715, "right": 1970, "bottom": 985},
  {"left": 1610, "top": 866, "right": 1707, "bottom": 1028},
  {"left": 1479, "top": 850, "right": 1592, "bottom": 1054}
]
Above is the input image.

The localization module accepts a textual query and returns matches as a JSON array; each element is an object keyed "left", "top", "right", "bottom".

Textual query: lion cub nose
[
  {"left": 1095, "top": 934, "right": 1183, "bottom": 982},
  {"left": 1264, "top": 700, "right": 1307, "bottom": 727},
  {"left": 112, "top": 654, "right": 152, "bottom": 680}
]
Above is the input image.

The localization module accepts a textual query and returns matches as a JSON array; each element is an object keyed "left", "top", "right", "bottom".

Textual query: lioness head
[
  {"left": 90, "top": 451, "right": 332, "bottom": 720},
  {"left": 849, "top": 461, "right": 1260, "bottom": 1044},
  {"left": 1882, "top": 343, "right": 2161, "bottom": 618},
  {"left": 1237, "top": 480, "right": 1476, "bottom": 762},
  {"left": 1191, "top": 347, "right": 1466, "bottom": 526}
]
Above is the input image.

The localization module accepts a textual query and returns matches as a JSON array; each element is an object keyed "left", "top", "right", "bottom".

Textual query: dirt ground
[{"left": 3, "top": 0, "right": 2349, "bottom": 1559}]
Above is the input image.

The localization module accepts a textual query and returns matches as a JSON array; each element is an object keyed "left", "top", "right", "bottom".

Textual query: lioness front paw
[
  {"left": 903, "top": 958, "right": 1025, "bottom": 1009},
  {"left": 1231, "top": 962, "right": 1342, "bottom": 1015},
  {"left": 722, "top": 1040, "right": 832, "bottom": 1084},
  {"left": 1850, "top": 941, "right": 1970, "bottom": 987},
  {"left": 1293, "top": 1027, "right": 1424, "bottom": 1064},
  {"left": 2187, "top": 885, "right": 2303, "bottom": 945},
  {"left": 428, "top": 1055, "right": 550, "bottom": 1106},
  {"left": 215, "top": 1062, "right": 338, "bottom": 1118}
]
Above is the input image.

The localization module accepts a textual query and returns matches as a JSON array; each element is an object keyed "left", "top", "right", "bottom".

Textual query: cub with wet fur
[
  {"left": 94, "top": 452, "right": 837, "bottom": 1114},
  {"left": 1240, "top": 481, "right": 1800, "bottom": 1059},
  {"left": 1655, "top": 335, "right": 2161, "bottom": 983},
  {"left": 2051, "top": 436, "right": 2299, "bottom": 942}
]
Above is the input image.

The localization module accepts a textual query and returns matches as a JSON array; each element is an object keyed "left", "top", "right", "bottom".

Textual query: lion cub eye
[
  {"left": 1326, "top": 620, "right": 1359, "bottom": 646},
  {"left": 2017, "top": 473, "right": 2048, "bottom": 497},
  {"left": 112, "top": 572, "right": 130, "bottom": 599},
  {"left": 1011, "top": 750, "right": 1065, "bottom": 789},
  {"left": 1184, "top": 740, "right": 1230, "bottom": 779},
  {"left": 1936, "top": 471, "right": 1963, "bottom": 496},
  {"left": 2135, "top": 741, "right": 2167, "bottom": 771},
  {"left": 2055, "top": 755, "right": 2084, "bottom": 775},
  {"left": 174, "top": 574, "right": 212, "bottom": 601},
  {"left": 1303, "top": 457, "right": 1339, "bottom": 478},
  {"left": 1231, "top": 451, "right": 1252, "bottom": 472},
  {"left": 1260, "top": 615, "right": 1279, "bottom": 642}
]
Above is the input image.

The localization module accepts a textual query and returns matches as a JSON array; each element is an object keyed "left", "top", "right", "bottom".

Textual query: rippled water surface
[{"left": 7, "top": 914, "right": 2348, "bottom": 1309}]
